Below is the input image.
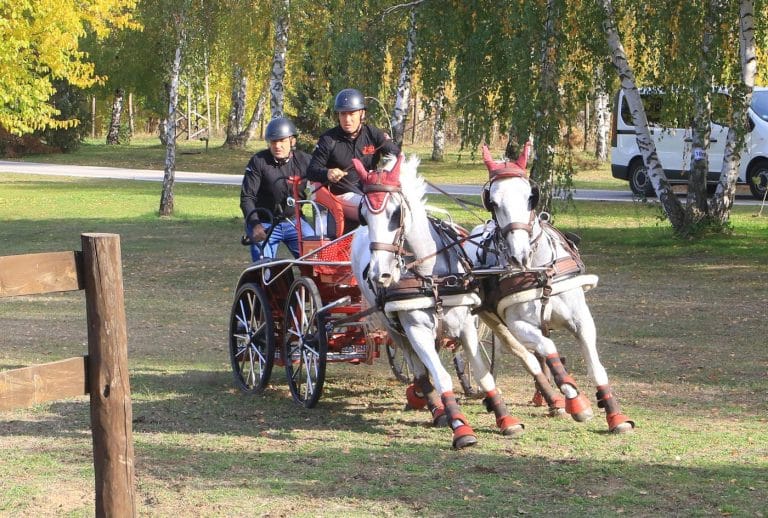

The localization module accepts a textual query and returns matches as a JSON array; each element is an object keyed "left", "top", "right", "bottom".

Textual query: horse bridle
[
  {"left": 361, "top": 183, "right": 408, "bottom": 261},
  {"left": 483, "top": 172, "right": 540, "bottom": 267}
]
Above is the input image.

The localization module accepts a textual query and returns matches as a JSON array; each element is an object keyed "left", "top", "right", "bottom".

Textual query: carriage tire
[
  {"left": 748, "top": 159, "right": 768, "bottom": 200},
  {"left": 386, "top": 343, "right": 412, "bottom": 383},
  {"left": 282, "top": 277, "right": 327, "bottom": 408},
  {"left": 228, "top": 282, "right": 275, "bottom": 394}
]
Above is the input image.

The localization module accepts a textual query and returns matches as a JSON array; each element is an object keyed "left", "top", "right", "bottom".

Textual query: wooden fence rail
[{"left": 0, "top": 233, "right": 135, "bottom": 517}]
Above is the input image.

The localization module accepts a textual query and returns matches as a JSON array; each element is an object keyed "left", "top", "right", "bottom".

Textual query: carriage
[{"left": 227, "top": 176, "right": 492, "bottom": 409}]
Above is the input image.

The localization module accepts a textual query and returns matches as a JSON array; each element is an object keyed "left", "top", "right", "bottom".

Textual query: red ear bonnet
[
  {"left": 482, "top": 143, "right": 530, "bottom": 180},
  {"left": 356, "top": 155, "right": 403, "bottom": 211}
]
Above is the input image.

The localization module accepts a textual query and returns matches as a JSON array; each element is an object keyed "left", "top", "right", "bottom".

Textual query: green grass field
[{"left": 1, "top": 155, "right": 767, "bottom": 516}]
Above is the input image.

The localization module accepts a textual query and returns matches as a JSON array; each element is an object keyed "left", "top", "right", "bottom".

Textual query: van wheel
[
  {"left": 748, "top": 159, "right": 768, "bottom": 200},
  {"left": 629, "top": 161, "right": 655, "bottom": 197}
]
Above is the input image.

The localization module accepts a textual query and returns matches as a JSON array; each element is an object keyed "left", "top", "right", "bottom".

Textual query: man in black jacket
[
  {"left": 307, "top": 88, "right": 400, "bottom": 221},
  {"left": 240, "top": 117, "right": 314, "bottom": 261}
]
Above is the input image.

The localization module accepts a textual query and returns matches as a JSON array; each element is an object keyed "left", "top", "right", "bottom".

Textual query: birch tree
[
  {"left": 269, "top": 0, "right": 291, "bottom": 119},
  {"left": 712, "top": 0, "right": 758, "bottom": 222},
  {"left": 159, "top": 9, "right": 187, "bottom": 217},
  {"left": 106, "top": 88, "right": 125, "bottom": 144},
  {"left": 390, "top": 7, "right": 418, "bottom": 147},
  {"left": 600, "top": 0, "right": 686, "bottom": 228}
]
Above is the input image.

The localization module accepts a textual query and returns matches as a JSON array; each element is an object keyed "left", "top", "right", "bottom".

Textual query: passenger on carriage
[
  {"left": 240, "top": 117, "right": 315, "bottom": 261},
  {"left": 307, "top": 88, "right": 400, "bottom": 226}
]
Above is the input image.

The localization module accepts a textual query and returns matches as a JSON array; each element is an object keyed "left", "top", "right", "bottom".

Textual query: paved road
[{"left": 1, "top": 159, "right": 763, "bottom": 205}]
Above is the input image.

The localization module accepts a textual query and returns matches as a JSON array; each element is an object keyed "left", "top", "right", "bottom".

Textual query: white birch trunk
[
  {"left": 713, "top": 0, "right": 757, "bottom": 220},
  {"left": 593, "top": 67, "right": 610, "bottom": 161},
  {"left": 224, "top": 65, "right": 247, "bottom": 147},
  {"left": 600, "top": 0, "right": 685, "bottom": 228},
  {"left": 160, "top": 24, "right": 186, "bottom": 217},
  {"left": 431, "top": 84, "right": 446, "bottom": 161},
  {"left": 106, "top": 88, "right": 124, "bottom": 145},
  {"left": 391, "top": 8, "right": 417, "bottom": 147},
  {"left": 128, "top": 92, "right": 134, "bottom": 137},
  {"left": 91, "top": 95, "right": 97, "bottom": 138},
  {"left": 241, "top": 90, "right": 267, "bottom": 145},
  {"left": 269, "top": 0, "right": 290, "bottom": 119}
]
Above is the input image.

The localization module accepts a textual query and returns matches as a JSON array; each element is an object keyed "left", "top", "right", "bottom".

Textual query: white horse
[
  {"left": 465, "top": 144, "right": 634, "bottom": 433},
  {"left": 350, "top": 154, "right": 525, "bottom": 449}
]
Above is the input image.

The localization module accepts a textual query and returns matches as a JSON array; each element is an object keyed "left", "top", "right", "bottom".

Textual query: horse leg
[
  {"left": 400, "top": 310, "right": 477, "bottom": 449},
  {"left": 405, "top": 375, "right": 448, "bottom": 427},
  {"left": 545, "top": 353, "right": 593, "bottom": 422},
  {"left": 460, "top": 314, "right": 524, "bottom": 437},
  {"left": 596, "top": 385, "right": 634, "bottom": 433},
  {"left": 531, "top": 353, "right": 567, "bottom": 416},
  {"left": 567, "top": 310, "right": 634, "bottom": 433},
  {"left": 442, "top": 391, "right": 478, "bottom": 449},
  {"left": 478, "top": 310, "right": 563, "bottom": 416}
]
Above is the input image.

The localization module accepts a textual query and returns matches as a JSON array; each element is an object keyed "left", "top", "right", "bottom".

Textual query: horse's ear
[
  {"left": 516, "top": 140, "right": 532, "bottom": 171},
  {"left": 352, "top": 158, "right": 369, "bottom": 181},
  {"left": 482, "top": 144, "right": 497, "bottom": 176}
]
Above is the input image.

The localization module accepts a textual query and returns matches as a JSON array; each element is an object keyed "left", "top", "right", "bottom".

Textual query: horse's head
[
  {"left": 481, "top": 144, "right": 537, "bottom": 269},
  {"left": 356, "top": 154, "right": 407, "bottom": 288}
]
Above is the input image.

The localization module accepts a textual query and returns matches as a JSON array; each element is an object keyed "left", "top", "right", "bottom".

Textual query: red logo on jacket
[{"left": 362, "top": 145, "right": 376, "bottom": 155}]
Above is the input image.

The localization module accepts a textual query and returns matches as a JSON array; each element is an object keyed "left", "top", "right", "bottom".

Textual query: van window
[
  {"left": 620, "top": 92, "right": 681, "bottom": 127},
  {"left": 752, "top": 90, "right": 768, "bottom": 121}
]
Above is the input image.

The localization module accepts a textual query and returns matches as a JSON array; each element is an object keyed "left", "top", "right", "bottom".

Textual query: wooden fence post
[{"left": 81, "top": 233, "right": 136, "bottom": 518}]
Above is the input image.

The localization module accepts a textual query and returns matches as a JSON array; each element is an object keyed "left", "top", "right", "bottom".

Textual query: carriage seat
[{"left": 307, "top": 183, "right": 358, "bottom": 240}]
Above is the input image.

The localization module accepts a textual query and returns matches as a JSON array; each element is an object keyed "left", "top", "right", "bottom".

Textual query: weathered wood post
[{"left": 81, "top": 233, "right": 136, "bottom": 517}]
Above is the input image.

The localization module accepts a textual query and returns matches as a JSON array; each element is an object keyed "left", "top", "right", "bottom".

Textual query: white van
[{"left": 610, "top": 87, "right": 768, "bottom": 199}]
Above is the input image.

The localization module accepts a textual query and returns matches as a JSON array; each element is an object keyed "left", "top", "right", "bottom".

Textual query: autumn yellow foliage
[{"left": 0, "top": 0, "right": 138, "bottom": 135}]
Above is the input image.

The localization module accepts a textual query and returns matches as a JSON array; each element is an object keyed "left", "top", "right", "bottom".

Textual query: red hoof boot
[
  {"left": 531, "top": 390, "right": 545, "bottom": 407},
  {"left": 497, "top": 415, "right": 525, "bottom": 438},
  {"left": 607, "top": 412, "right": 635, "bottom": 433},
  {"left": 565, "top": 394, "right": 594, "bottom": 422},
  {"left": 452, "top": 424, "right": 478, "bottom": 450},
  {"left": 405, "top": 384, "right": 427, "bottom": 411}
]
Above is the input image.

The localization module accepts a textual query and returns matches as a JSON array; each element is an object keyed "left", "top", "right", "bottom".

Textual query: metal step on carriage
[{"left": 228, "top": 176, "right": 496, "bottom": 408}]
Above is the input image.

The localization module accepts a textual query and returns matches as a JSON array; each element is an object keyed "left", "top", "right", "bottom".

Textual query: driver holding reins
[
  {"left": 307, "top": 88, "right": 401, "bottom": 222},
  {"left": 240, "top": 116, "right": 314, "bottom": 261}
]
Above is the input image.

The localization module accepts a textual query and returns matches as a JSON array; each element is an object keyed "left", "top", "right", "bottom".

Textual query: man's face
[
  {"left": 269, "top": 136, "right": 294, "bottom": 159},
  {"left": 338, "top": 110, "right": 363, "bottom": 134}
]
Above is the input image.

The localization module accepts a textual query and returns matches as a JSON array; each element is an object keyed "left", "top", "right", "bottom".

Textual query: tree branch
[{"left": 381, "top": 0, "right": 427, "bottom": 19}]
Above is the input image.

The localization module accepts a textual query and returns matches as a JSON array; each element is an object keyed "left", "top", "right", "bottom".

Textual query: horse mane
[{"left": 391, "top": 153, "right": 427, "bottom": 207}]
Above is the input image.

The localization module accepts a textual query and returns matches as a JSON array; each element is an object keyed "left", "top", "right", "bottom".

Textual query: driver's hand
[
  {"left": 328, "top": 168, "right": 347, "bottom": 183},
  {"left": 250, "top": 224, "right": 267, "bottom": 242}
]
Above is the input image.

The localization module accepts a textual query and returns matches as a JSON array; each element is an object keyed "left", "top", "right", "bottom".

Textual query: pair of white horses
[{"left": 349, "top": 147, "right": 634, "bottom": 449}]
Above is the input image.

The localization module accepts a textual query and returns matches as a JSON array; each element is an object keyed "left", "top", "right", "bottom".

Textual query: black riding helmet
[
  {"left": 333, "top": 88, "right": 366, "bottom": 112},
  {"left": 265, "top": 117, "right": 298, "bottom": 141}
]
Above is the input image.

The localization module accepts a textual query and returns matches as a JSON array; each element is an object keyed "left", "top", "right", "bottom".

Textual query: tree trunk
[
  {"left": 160, "top": 23, "right": 186, "bottom": 218},
  {"left": 223, "top": 65, "right": 247, "bottom": 147},
  {"left": 269, "top": 0, "right": 290, "bottom": 119},
  {"left": 600, "top": 0, "right": 686, "bottom": 229},
  {"left": 686, "top": 1, "right": 717, "bottom": 216},
  {"left": 594, "top": 66, "right": 610, "bottom": 161},
  {"left": 712, "top": 0, "right": 757, "bottom": 222},
  {"left": 391, "top": 8, "right": 417, "bottom": 148},
  {"left": 531, "top": 0, "right": 562, "bottom": 212},
  {"left": 91, "top": 95, "right": 97, "bottom": 138},
  {"left": 106, "top": 88, "right": 124, "bottom": 145},
  {"left": 431, "top": 84, "right": 446, "bottom": 161},
  {"left": 127, "top": 92, "right": 134, "bottom": 137},
  {"left": 241, "top": 90, "right": 267, "bottom": 145}
]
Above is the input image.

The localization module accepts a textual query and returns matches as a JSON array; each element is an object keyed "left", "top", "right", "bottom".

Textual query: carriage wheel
[
  {"left": 386, "top": 343, "right": 412, "bottom": 383},
  {"left": 229, "top": 282, "right": 275, "bottom": 394},
  {"left": 282, "top": 277, "right": 328, "bottom": 408}
]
